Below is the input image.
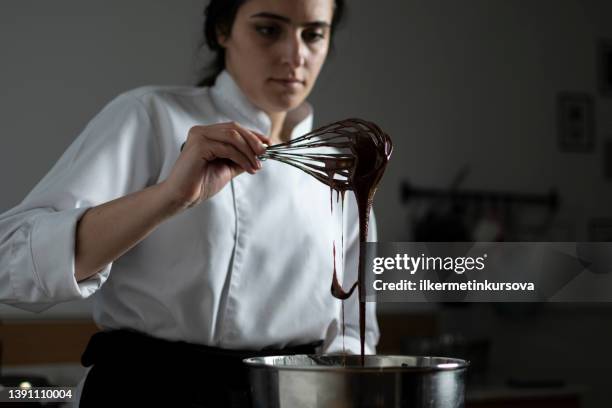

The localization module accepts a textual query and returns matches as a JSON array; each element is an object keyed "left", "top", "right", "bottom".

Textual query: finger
[
  {"left": 205, "top": 126, "right": 260, "bottom": 169},
  {"left": 226, "top": 122, "right": 268, "bottom": 159},
  {"left": 183, "top": 125, "right": 208, "bottom": 153},
  {"left": 231, "top": 122, "right": 270, "bottom": 154},
  {"left": 187, "top": 124, "right": 269, "bottom": 157},
  {"left": 221, "top": 159, "right": 246, "bottom": 178},
  {"left": 251, "top": 130, "right": 271, "bottom": 145},
  {"left": 201, "top": 140, "right": 257, "bottom": 174}
]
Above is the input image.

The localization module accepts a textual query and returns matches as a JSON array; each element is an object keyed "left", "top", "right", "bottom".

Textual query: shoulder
[
  {"left": 125, "top": 84, "right": 208, "bottom": 100},
  {"left": 81, "top": 86, "right": 212, "bottom": 143},
  {"left": 101, "top": 85, "right": 216, "bottom": 124},
  {"left": 119, "top": 85, "right": 210, "bottom": 109}
]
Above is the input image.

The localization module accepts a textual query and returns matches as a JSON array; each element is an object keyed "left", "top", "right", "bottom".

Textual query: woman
[{"left": 0, "top": 0, "right": 379, "bottom": 406}]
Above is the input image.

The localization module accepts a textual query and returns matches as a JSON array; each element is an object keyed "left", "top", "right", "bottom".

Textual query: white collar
[{"left": 210, "top": 70, "right": 314, "bottom": 140}]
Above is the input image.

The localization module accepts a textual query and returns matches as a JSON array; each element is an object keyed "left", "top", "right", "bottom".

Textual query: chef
[{"left": 0, "top": 0, "right": 379, "bottom": 406}]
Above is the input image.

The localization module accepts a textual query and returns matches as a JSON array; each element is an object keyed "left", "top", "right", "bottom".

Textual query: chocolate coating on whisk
[{"left": 262, "top": 118, "right": 392, "bottom": 192}]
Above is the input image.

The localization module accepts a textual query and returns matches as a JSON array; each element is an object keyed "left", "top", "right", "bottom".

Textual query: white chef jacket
[{"left": 0, "top": 70, "right": 379, "bottom": 356}]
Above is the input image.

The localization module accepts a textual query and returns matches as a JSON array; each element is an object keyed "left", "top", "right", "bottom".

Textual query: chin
[{"left": 269, "top": 94, "right": 305, "bottom": 112}]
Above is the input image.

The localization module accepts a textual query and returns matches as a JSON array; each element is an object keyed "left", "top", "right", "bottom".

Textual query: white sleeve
[
  {"left": 0, "top": 92, "right": 160, "bottom": 312},
  {"left": 322, "top": 197, "right": 380, "bottom": 355}
]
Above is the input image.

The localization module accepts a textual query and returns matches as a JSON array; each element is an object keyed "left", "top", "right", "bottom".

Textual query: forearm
[
  {"left": 74, "top": 182, "right": 181, "bottom": 282},
  {"left": 74, "top": 122, "right": 267, "bottom": 283}
]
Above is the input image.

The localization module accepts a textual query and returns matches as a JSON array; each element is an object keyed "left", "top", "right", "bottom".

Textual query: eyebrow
[{"left": 250, "top": 12, "right": 330, "bottom": 28}]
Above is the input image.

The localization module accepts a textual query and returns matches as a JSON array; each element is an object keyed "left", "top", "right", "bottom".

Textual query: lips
[{"left": 270, "top": 78, "right": 305, "bottom": 86}]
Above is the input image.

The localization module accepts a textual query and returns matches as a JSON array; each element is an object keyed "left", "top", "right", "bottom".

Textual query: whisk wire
[{"left": 256, "top": 118, "right": 390, "bottom": 190}]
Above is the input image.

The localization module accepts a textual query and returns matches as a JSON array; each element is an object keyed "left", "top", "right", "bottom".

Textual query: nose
[{"left": 280, "top": 32, "right": 306, "bottom": 69}]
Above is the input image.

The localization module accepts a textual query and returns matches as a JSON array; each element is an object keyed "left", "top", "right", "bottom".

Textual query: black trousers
[{"left": 79, "top": 329, "right": 320, "bottom": 407}]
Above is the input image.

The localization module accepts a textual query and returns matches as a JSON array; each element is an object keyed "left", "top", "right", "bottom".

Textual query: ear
[{"left": 216, "top": 26, "right": 228, "bottom": 47}]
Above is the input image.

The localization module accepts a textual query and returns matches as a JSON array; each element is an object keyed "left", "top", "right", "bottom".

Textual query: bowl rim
[{"left": 242, "top": 354, "right": 469, "bottom": 373}]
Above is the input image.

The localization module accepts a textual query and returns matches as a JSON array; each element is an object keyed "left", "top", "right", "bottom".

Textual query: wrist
[{"left": 152, "top": 181, "right": 191, "bottom": 217}]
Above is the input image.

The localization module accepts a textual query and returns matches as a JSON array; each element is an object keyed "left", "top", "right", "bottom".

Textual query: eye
[
  {"left": 302, "top": 29, "right": 326, "bottom": 43},
  {"left": 255, "top": 24, "right": 280, "bottom": 38}
]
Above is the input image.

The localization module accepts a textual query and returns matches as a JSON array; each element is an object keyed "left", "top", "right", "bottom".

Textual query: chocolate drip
[
  {"left": 348, "top": 120, "right": 392, "bottom": 365},
  {"left": 262, "top": 118, "right": 393, "bottom": 366}
]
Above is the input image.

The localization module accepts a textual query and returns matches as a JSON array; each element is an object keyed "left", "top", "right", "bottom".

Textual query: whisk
[
  {"left": 179, "top": 118, "right": 392, "bottom": 190},
  {"left": 258, "top": 118, "right": 392, "bottom": 191}
]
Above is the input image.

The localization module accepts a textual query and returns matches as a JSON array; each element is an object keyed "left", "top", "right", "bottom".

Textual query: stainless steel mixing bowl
[{"left": 244, "top": 354, "right": 468, "bottom": 408}]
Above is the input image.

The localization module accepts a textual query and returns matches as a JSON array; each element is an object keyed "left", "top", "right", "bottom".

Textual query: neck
[{"left": 267, "top": 111, "right": 288, "bottom": 145}]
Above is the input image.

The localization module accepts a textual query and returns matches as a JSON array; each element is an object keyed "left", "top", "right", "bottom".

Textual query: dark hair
[{"left": 197, "top": 0, "right": 346, "bottom": 87}]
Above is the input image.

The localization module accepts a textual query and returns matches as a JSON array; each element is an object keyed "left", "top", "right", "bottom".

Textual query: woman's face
[{"left": 220, "top": 0, "right": 334, "bottom": 114}]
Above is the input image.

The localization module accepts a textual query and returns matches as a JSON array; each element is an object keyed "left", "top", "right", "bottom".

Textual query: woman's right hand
[{"left": 159, "top": 122, "right": 269, "bottom": 211}]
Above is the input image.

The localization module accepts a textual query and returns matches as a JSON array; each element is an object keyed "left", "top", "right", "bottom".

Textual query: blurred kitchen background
[{"left": 2, "top": 0, "right": 612, "bottom": 407}]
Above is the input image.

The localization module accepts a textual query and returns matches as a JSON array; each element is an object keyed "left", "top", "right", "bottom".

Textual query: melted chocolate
[
  {"left": 262, "top": 119, "right": 393, "bottom": 365},
  {"left": 336, "top": 120, "right": 392, "bottom": 365}
]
